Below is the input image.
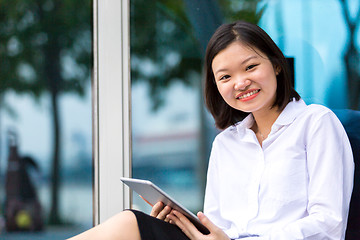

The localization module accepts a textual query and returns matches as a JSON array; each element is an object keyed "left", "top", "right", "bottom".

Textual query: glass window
[
  {"left": 258, "top": 1, "right": 360, "bottom": 238},
  {"left": 130, "top": 1, "right": 359, "bottom": 237},
  {"left": 130, "top": 0, "right": 264, "bottom": 213},
  {"left": 0, "top": 0, "right": 93, "bottom": 239}
]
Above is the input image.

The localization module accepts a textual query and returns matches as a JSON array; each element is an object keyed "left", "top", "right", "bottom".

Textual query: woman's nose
[{"left": 234, "top": 78, "right": 251, "bottom": 91}]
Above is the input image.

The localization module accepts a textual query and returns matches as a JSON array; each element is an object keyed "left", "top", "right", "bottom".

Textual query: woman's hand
[
  {"left": 167, "top": 210, "right": 230, "bottom": 240},
  {"left": 150, "top": 201, "right": 172, "bottom": 222}
]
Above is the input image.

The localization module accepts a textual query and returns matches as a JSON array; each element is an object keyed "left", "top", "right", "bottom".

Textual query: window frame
[{"left": 93, "top": 0, "right": 131, "bottom": 225}]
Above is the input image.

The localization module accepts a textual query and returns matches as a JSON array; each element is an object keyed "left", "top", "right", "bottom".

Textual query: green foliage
[
  {"left": 131, "top": 0, "right": 202, "bottom": 109},
  {"left": 217, "top": 0, "right": 265, "bottom": 24},
  {"left": 130, "top": 0, "right": 265, "bottom": 110},
  {"left": 0, "top": 0, "right": 92, "bottom": 101}
]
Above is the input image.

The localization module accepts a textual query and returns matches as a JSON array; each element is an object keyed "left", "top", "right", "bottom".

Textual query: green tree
[
  {"left": 131, "top": 0, "right": 264, "bottom": 109},
  {"left": 0, "top": 0, "right": 92, "bottom": 224},
  {"left": 131, "top": 0, "right": 202, "bottom": 110}
]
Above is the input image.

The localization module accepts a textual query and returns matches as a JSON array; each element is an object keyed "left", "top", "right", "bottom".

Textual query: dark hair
[{"left": 204, "top": 21, "right": 300, "bottom": 129}]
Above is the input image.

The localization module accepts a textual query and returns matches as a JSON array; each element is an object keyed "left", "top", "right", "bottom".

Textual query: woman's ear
[{"left": 275, "top": 66, "right": 281, "bottom": 75}]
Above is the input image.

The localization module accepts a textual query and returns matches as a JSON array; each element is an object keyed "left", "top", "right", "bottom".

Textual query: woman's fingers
[
  {"left": 168, "top": 210, "right": 201, "bottom": 239},
  {"left": 168, "top": 211, "right": 230, "bottom": 240},
  {"left": 150, "top": 202, "right": 172, "bottom": 221},
  {"left": 197, "top": 212, "right": 218, "bottom": 232},
  {"left": 150, "top": 201, "right": 163, "bottom": 217},
  {"left": 158, "top": 205, "right": 172, "bottom": 221},
  {"left": 197, "top": 212, "right": 230, "bottom": 240}
]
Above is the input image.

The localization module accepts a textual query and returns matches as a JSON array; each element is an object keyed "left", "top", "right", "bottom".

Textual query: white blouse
[{"left": 204, "top": 99, "right": 354, "bottom": 240}]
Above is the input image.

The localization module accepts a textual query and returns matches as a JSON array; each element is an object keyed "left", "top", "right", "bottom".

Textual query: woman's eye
[
  {"left": 219, "top": 75, "right": 230, "bottom": 81},
  {"left": 246, "top": 64, "right": 258, "bottom": 71}
]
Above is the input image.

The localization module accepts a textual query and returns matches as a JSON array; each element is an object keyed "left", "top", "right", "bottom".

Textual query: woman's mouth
[{"left": 236, "top": 89, "right": 260, "bottom": 101}]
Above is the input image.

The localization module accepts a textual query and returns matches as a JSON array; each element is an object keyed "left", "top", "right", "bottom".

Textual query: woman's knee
[
  {"left": 101, "top": 210, "right": 140, "bottom": 239},
  {"left": 119, "top": 210, "right": 138, "bottom": 225}
]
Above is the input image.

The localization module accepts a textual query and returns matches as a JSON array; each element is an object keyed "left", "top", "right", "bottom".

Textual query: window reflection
[{"left": 0, "top": 0, "right": 93, "bottom": 239}]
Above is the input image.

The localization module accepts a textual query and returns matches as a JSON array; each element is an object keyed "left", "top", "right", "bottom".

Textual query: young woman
[{"left": 69, "top": 21, "right": 354, "bottom": 240}]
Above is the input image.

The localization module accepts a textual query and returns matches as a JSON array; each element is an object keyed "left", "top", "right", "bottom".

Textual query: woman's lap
[{"left": 129, "top": 209, "right": 189, "bottom": 240}]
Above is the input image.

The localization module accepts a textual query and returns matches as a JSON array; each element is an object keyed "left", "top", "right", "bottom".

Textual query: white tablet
[{"left": 120, "top": 177, "right": 209, "bottom": 234}]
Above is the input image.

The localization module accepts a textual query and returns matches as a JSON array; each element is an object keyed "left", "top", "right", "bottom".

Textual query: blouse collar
[{"left": 234, "top": 99, "right": 307, "bottom": 134}]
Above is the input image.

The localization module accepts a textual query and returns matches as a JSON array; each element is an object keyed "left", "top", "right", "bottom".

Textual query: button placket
[{"left": 246, "top": 147, "right": 265, "bottom": 222}]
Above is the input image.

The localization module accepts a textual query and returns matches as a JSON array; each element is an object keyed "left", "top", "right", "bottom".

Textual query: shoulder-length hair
[{"left": 204, "top": 21, "right": 300, "bottom": 130}]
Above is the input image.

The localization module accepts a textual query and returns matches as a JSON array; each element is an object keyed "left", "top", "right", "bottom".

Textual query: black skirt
[{"left": 130, "top": 209, "right": 190, "bottom": 240}]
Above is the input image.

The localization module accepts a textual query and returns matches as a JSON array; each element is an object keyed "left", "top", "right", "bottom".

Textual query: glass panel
[
  {"left": 130, "top": 1, "right": 359, "bottom": 237},
  {"left": 0, "top": 1, "right": 93, "bottom": 239},
  {"left": 130, "top": 0, "right": 263, "bottom": 214},
  {"left": 259, "top": 1, "right": 360, "bottom": 238}
]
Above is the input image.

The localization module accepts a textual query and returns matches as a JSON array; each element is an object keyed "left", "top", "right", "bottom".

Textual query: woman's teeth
[{"left": 238, "top": 89, "right": 260, "bottom": 99}]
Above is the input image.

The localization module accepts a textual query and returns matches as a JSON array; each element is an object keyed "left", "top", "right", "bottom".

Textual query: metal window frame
[{"left": 93, "top": 0, "right": 131, "bottom": 225}]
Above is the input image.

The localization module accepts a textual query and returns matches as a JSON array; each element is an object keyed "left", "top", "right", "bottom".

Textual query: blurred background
[{"left": 0, "top": 0, "right": 359, "bottom": 239}]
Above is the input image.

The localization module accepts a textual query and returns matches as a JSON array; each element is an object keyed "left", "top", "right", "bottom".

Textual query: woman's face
[{"left": 212, "top": 41, "right": 279, "bottom": 116}]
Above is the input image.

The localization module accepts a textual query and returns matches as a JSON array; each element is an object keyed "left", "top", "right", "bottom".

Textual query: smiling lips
[{"left": 236, "top": 89, "right": 260, "bottom": 101}]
